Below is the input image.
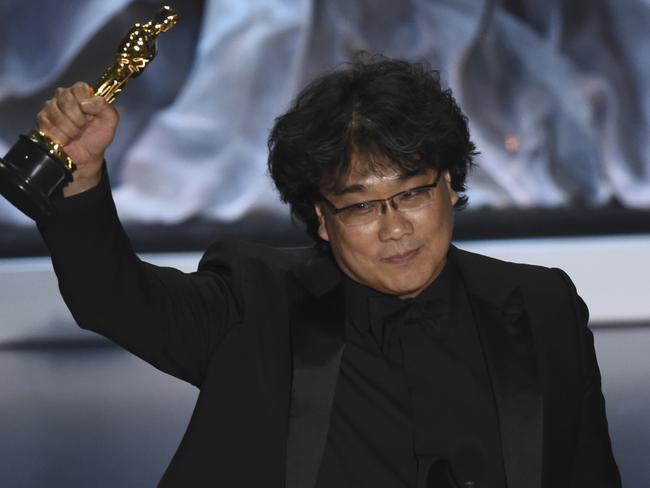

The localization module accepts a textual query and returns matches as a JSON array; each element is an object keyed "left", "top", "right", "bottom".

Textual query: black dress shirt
[{"left": 316, "top": 254, "right": 507, "bottom": 488}]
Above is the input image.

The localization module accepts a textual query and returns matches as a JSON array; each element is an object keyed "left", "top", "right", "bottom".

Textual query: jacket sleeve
[
  {"left": 37, "top": 171, "right": 241, "bottom": 387},
  {"left": 553, "top": 269, "right": 622, "bottom": 487}
]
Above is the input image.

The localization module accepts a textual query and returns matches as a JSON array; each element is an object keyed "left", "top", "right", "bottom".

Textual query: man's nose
[{"left": 377, "top": 202, "right": 414, "bottom": 241}]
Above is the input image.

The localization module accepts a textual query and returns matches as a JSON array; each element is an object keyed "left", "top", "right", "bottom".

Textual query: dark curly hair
[{"left": 268, "top": 54, "right": 476, "bottom": 246}]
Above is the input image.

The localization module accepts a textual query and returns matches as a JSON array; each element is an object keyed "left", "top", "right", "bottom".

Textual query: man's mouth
[{"left": 382, "top": 247, "right": 421, "bottom": 264}]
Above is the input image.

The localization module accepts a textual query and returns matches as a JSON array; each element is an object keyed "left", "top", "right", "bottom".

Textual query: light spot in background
[{"left": 504, "top": 134, "right": 520, "bottom": 153}]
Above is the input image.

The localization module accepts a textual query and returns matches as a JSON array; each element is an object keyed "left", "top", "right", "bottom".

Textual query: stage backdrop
[{"left": 1, "top": 0, "right": 649, "bottom": 226}]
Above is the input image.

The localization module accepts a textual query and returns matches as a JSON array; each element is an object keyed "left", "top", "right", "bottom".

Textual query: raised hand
[{"left": 36, "top": 81, "right": 119, "bottom": 197}]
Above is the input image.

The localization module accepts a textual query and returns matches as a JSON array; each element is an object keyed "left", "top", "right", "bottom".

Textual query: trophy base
[{"left": 0, "top": 135, "right": 73, "bottom": 221}]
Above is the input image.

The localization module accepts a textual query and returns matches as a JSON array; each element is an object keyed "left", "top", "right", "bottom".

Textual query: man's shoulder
[
  {"left": 452, "top": 245, "right": 573, "bottom": 299},
  {"left": 197, "top": 239, "right": 317, "bottom": 273},
  {"left": 198, "top": 239, "right": 340, "bottom": 297},
  {"left": 453, "top": 246, "right": 552, "bottom": 276}
]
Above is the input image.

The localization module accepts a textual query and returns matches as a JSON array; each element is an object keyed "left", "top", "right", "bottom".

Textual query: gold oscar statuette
[{"left": 0, "top": 5, "right": 179, "bottom": 221}]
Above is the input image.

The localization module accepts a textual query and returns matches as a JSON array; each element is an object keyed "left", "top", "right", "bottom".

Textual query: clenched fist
[{"left": 36, "top": 81, "right": 119, "bottom": 197}]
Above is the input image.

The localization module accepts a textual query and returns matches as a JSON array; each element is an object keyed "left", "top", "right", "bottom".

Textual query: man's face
[{"left": 315, "top": 157, "right": 459, "bottom": 299}]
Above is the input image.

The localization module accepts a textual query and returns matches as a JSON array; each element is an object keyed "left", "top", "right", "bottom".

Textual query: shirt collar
[{"left": 343, "top": 252, "right": 455, "bottom": 338}]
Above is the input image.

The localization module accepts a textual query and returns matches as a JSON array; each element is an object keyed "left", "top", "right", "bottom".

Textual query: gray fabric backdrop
[{"left": 1, "top": 0, "right": 649, "bottom": 225}]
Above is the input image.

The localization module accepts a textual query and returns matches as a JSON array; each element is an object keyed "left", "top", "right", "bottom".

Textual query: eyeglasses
[{"left": 319, "top": 172, "right": 443, "bottom": 227}]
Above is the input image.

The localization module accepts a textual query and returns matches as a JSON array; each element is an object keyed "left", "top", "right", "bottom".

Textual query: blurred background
[{"left": 1, "top": 0, "right": 649, "bottom": 486}]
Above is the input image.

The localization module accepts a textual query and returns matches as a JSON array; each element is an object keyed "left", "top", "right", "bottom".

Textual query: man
[{"left": 36, "top": 57, "right": 620, "bottom": 487}]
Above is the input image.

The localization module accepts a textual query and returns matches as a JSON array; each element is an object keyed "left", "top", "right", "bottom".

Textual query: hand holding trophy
[{"left": 0, "top": 5, "right": 179, "bottom": 221}]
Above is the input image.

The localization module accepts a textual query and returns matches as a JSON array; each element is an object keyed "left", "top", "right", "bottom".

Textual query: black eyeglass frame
[{"left": 318, "top": 171, "right": 443, "bottom": 225}]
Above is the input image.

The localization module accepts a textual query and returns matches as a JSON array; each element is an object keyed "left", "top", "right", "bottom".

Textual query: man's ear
[
  {"left": 443, "top": 170, "right": 459, "bottom": 207},
  {"left": 314, "top": 204, "right": 330, "bottom": 242}
]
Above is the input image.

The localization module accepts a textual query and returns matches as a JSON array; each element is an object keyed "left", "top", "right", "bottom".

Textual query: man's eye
[
  {"left": 401, "top": 188, "right": 424, "bottom": 200},
  {"left": 347, "top": 202, "right": 374, "bottom": 214}
]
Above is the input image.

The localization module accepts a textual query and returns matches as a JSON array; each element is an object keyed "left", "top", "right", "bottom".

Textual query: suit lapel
[
  {"left": 453, "top": 247, "right": 543, "bottom": 488},
  {"left": 285, "top": 252, "right": 345, "bottom": 488}
]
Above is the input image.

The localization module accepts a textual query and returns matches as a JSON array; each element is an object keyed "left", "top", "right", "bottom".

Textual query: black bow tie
[{"left": 371, "top": 296, "right": 452, "bottom": 364}]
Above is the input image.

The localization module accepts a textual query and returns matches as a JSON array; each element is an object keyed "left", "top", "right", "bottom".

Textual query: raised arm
[{"left": 36, "top": 83, "right": 241, "bottom": 387}]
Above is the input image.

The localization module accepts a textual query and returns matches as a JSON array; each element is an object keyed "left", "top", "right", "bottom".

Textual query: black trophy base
[{"left": 0, "top": 134, "right": 73, "bottom": 221}]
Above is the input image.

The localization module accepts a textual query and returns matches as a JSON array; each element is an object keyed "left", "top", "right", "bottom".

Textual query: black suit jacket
[{"left": 39, "top": 177, "right": 620, "bottom": 487}]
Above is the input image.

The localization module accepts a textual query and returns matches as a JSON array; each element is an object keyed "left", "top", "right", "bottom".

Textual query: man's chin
[{"left": 381, "top": 278, "right": 429, "bottom": 299}]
